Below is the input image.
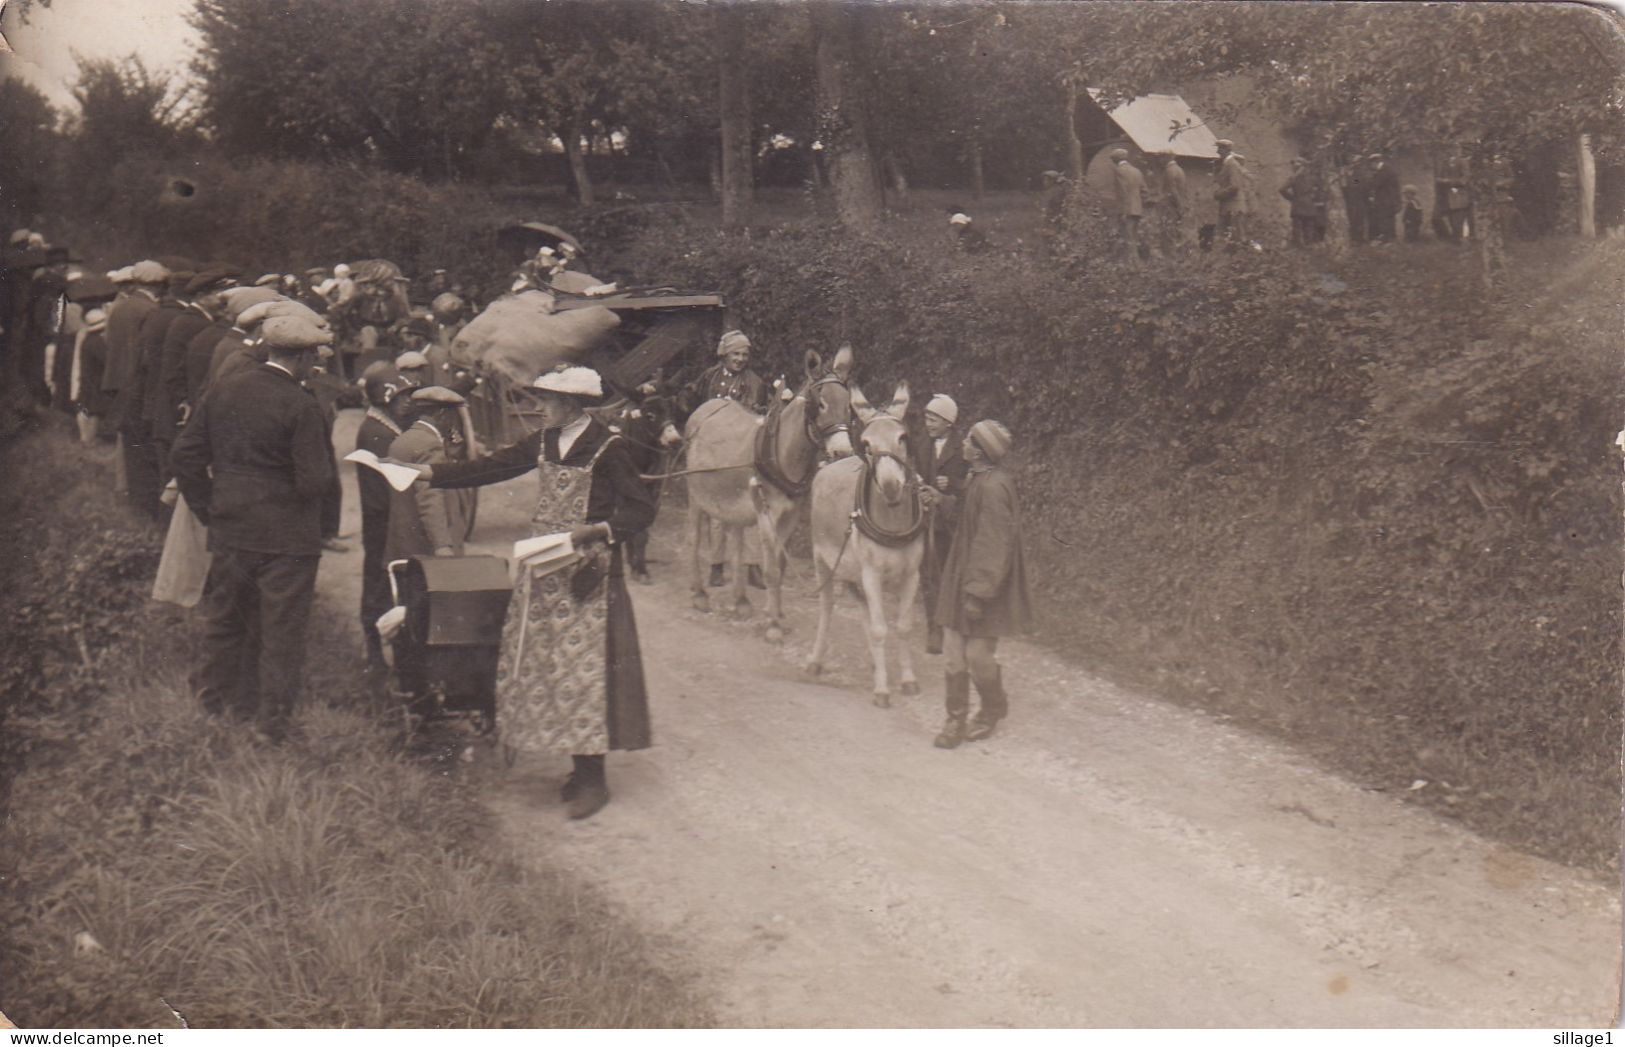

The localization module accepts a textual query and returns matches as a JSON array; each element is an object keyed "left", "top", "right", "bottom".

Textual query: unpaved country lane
[{"left": 319, "top": 411, "right": 1620, "bottom": 1028}]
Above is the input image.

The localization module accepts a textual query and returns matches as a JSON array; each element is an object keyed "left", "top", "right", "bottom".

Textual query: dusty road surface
[{"left": 320, "top": 411, "right": 1620, "bottom": 1028}]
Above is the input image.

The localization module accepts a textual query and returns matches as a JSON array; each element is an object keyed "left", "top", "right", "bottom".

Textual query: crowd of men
[{"left": 1076, "top": 141, "right": 1482, "bottom": 261}]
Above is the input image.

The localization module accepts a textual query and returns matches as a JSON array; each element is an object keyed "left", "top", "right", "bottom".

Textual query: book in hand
[
  {"left": 511, "top": 531, "right": 577, "bottom": 577},
  {"left": 343, "top": 449, "right": 426, "bottom": 493}
]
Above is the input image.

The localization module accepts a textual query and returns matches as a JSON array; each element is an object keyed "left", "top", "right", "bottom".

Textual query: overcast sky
[{"left": 2, "top": 0, "right": 199, "bottom": 111}]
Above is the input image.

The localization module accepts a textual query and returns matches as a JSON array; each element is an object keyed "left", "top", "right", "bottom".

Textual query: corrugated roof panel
[{"left": 1090, "top": 91, "right": 1221, "bottom": 159}]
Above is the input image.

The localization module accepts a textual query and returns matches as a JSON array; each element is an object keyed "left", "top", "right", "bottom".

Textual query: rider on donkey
[{"left": 684, "top": 329, "right": 772, "bottom": 588}]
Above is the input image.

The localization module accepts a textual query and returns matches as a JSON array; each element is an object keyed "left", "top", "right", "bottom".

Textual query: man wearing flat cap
[
  {"left": 172, "top": 314, "right": 339, "bottom": 743},
  {"left": 686, "top": 329, "right": 769, "bottom": 415},
  {"left": 913, "top": 393, "right": 969, "bottom": 655},
  {"left": 103, "top": 261, "right": 168, "bottom": 513},
  {"left": 132, "top": 270, "right": 198, "bottom": 496},
  {"left": 399, "top": 365, "right": 657, "bottom": 819},
  {"left": 160, "top": 268, "right": 241, "bottom": 431},
  {"left": 384, "top": 386, "right": 470, "bottom": 563},
  {"left": 931, "top": 419, "right": 1033, "bottom": 750},
  {"left": 204, "top": 288, "right": 283, "bottom": 389}
]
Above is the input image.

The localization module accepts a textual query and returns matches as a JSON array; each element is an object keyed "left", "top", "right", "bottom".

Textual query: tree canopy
[{"left": 22, "top": 0, "right": 1623, "bottom": 229}]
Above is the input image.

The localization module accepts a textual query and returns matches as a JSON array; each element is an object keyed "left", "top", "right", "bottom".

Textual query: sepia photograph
[{"left": 0, "top": 0, "right": 1621, "bottom": 1031}]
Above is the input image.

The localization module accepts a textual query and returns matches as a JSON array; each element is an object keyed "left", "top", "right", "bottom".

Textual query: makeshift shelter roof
[{"left": 1088, "top": 90, "right": 1220, "bottom": 159}]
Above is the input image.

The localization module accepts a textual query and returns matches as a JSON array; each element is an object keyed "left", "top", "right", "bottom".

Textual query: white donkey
[{"left": 804, "top": 382, "right": 928, "bottom": 706}]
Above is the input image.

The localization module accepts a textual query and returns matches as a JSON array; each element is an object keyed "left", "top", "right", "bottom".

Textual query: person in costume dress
[{"left": 406, "top": 366, "right": 656, "bottom": 820}]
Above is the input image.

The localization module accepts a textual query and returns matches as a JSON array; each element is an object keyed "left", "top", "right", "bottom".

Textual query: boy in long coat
[{"left": 931, "top": 420, "right": 1033, "bottom": 748}]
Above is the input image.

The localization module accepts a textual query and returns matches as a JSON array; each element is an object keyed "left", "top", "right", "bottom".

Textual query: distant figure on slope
[{"left": 1110, "top": 147, "right": 1148, "bottom": 263}]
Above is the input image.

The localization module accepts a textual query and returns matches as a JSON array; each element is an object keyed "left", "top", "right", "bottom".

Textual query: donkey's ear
[
  {"left": 888, "top": 381, "right": 910, "bottom": 417},
  {"left": 849, "top": 383, "right": 878, "bottom": 424},
  {"left": 804, "top": 350, "right": 822, "bottom": 379}
]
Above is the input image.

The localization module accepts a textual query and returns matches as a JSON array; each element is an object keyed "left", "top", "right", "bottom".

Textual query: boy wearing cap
[
  {"left": 914, "top": 393, "right": 968, "bottom": 654},
  {"left": 385, "top": 386, "right": 469, "bottom": 562},
  {"left": 356, "top": 363, "right": 414, "bottom": 672},
  {"left": 172, "top": 314, "right": 338, "bottom": 743},
  {"left": 931, "top": 420, "right": 1033, "bottom": 750}
]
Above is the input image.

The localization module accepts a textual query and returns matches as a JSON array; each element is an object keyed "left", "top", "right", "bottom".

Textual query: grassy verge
[{"left": 0, "top": 413, "right": 712, "bottom": 1028}]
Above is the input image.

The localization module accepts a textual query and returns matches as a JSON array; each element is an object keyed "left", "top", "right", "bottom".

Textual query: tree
[
  {"left": 190, "top": 0, "right": 510, "bottom": 179},
  {"left": 717, "top": 5, "right": 753, "bottom": 229},
  {"left": 0, "top": 79, "right": 60, "bottom": 223},
  {"left": 491, "top": 0, "right": 703, "bottom": 206},
  {"left": 813, "top": 3, "right": 882, "bottom": 231}
]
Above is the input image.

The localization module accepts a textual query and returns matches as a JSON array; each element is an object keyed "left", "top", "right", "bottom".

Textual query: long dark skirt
[{"left": 604, "top": 567, "right": 652, "bottom": 751}]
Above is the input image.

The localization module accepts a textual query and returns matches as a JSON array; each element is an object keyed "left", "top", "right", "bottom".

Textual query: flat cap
[
  {"left": 260, "top": 314, "right": 334, "bottom": 351},
  {"left": 410, "top": 385, "right": 466, "bottom": 406},
  {"left": 253, "top": 273, "right": 283, "bottom": 288},
  {"left": 221, "top": 286, "right": 283, "bottom": 321},
  {"left": 395, "top": 350, "right": 430, "bottom": 369},
  {"left": 1215, "top": 139, "right": 1235, "bottom": 149},
  {"left": 186, "top": 267, "right": 242, "bottom": 295},
  {"left": 131, "top": 260, "right": 171, "bottom": 283}
]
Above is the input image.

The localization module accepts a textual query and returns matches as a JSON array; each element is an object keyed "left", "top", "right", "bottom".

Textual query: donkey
[
  {"left": 803, "top": 382, "right": 928, "bottom": 706},
  {"left": 678, "top": 349, "right": 856, "bottom": 642}
]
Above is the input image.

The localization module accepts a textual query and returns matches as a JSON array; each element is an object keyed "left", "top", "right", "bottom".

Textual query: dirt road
[{"left": 319, "top": 412, "right": 1620, "bottom": 1027}]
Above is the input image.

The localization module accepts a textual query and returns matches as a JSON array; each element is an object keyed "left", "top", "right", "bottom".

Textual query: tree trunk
[
  {"left": 1065, "top": 75, "right": 1086, "bottom": 183},
  {"left": 1578, "top": 133, "right": 1597, "bottom": 238},
  {"left": 718, "top": 6, "right": 754, "bottom": 230},
  {"left": 814, "top": 4, "right": 882, "bottom": 232},
  {"left": 564, "top": 127, "right": 595, "bottom": 207},
  {"left": 969, "top": 139, "right": 986, "bottom": 200}
]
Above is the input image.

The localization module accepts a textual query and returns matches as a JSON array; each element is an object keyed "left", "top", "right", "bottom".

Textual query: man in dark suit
[
  {"left": 133, "top": 271, "right": 194, "bottom": 497},
  {"left": 913, "top": 393, "right": 969, "bottom": 655},
  {"left": 104, "top": 261, "right": 166, "bottom": 514},
  {"left": 171, "top": 314, "right": 338, "bottom": 743}
]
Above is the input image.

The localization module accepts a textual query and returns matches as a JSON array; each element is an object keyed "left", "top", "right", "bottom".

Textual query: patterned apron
[{"left": 495, "top": 439, "right": 616, "bottom": 755}]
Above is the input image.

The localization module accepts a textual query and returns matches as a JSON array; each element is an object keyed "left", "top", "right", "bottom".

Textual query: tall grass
[{"left": 0, "top": 414, "right": 712, "bottom": 1028}]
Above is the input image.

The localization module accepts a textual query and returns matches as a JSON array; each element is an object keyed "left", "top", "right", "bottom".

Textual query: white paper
[
  {"left": 344, "top": 449, "right": 426, "bottom": 493},
  {"left": 512, "top": 531, "right": 575, "bottom": 568}
]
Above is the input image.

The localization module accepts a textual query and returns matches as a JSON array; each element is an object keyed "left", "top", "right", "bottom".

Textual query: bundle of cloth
[{"left": 450, "top": 288, "right": 620, "bottom": 386}]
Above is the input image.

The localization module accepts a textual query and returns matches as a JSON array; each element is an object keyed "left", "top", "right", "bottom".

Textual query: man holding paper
[{"left": 399, "top": 366, "right": 655, "bottom": 820}]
